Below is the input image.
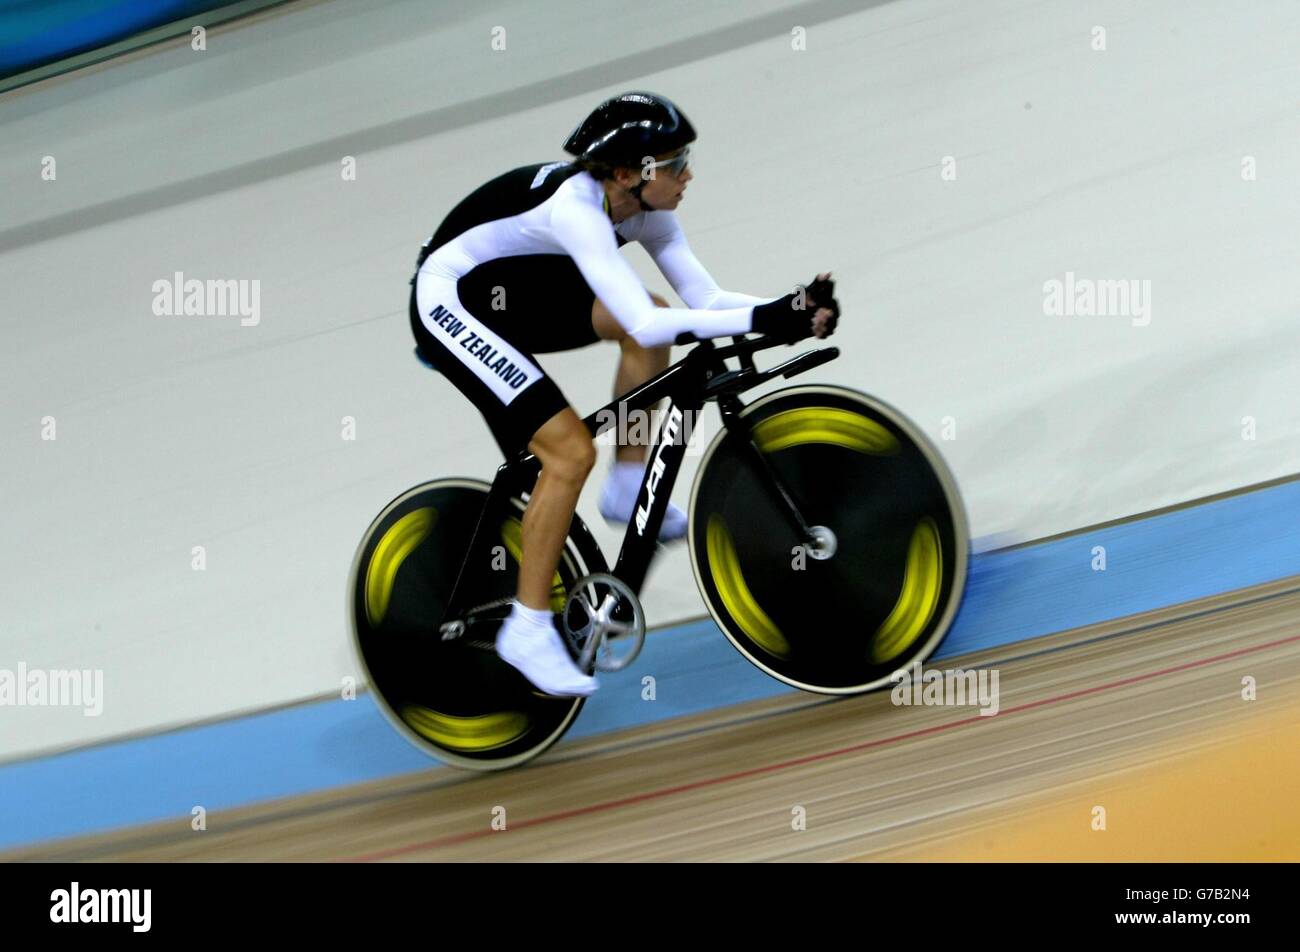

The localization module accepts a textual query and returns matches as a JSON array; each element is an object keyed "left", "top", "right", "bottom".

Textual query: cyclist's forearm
[
  {"left": 625, "top": 304, "right": 753, "bottom": 347},
  {"left": 695, "top": 289, "right": 777, "bottom": 309},
  {"left": 645, "top": 225, "right": 776, "bottom": 311},
  {"left": 554, "top": 203, "right": 762, "bottom": 346}
]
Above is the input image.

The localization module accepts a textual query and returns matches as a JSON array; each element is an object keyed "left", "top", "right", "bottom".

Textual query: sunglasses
[{"left": 644, "top": 147, "right": 691, "bottom": 178}]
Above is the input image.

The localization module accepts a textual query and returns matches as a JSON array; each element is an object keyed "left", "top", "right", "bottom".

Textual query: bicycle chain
[
  {"left": 458, "top": 588, "right": 570, "bottom": 625},
  {"left": 447, "top": 588, "right": 580, "bottom": 656},
  {"left": 462, "top": 595, "right": 516, "bottom": 618}
]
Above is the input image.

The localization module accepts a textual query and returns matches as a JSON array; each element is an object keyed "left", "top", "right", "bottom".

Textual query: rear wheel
[
  {"left": 348, "top": 478, "right": 606, "bottom": 770},
  {"left": 688, "top": 386, "right": 968, "bottom": 694}
]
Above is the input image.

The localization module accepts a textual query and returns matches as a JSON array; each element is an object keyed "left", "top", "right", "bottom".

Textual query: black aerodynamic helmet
[{"left": 563, "top": 91, "right": 696, "bottom": 167}]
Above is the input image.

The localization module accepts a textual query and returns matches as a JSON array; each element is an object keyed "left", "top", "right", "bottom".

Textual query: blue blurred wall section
[{"left": 0, "top": 0, "right": 236, "bottom": 79}]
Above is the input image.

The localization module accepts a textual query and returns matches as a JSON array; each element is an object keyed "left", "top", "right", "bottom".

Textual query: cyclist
[{"left": 410, "top": 91, "right": 839, "bottom": 697}]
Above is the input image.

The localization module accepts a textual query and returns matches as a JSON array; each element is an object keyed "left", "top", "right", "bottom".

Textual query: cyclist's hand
[
  {"left": 806, "top": 272, "right": 838, "bottom": 340},
  {"left": 752, "top": 271, "right": 840, "bottom": 342},
  {"left": 806, "top": 272, "right": 835, "bottom": 306}
]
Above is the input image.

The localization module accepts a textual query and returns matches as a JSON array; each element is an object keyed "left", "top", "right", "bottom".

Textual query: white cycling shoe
[
  {"left": 598, "top": 460, "right": 688, "bottom": 542},
  {"left": 495, "top": 602, "right": 598, "bottom": 697}
]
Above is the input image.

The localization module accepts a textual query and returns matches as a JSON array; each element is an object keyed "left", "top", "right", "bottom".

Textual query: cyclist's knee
[
  {"left": 568, "top": 433, "right": 597, "bottom": 472},
  {"left": 546, "top": 437, "right": 596, "bottom": 483},
  {"left": 530, "top": 414, "right": 595, "bottom": 483}
]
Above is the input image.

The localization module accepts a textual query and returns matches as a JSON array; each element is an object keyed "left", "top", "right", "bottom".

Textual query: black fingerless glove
[
  {"left": 750, "top": 291, "right": 809, "bottom": 342},
  {"left": 751, "top": 276, "right": 838, "bottom": 341},
  {"left": 806, "top": 276, "right": 840, "bottom": 338},
  {"left": 806, "top": 275, "right": 835, "bottom": 305}
]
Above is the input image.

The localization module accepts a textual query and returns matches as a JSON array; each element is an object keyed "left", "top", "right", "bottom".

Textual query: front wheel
[{"left": 688, "top": 385, "right": 969, "bottom": 694}]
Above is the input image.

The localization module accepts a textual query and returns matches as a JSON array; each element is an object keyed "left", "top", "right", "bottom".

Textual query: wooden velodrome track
[{"left": 10, "top": 576, "right": 1300, "bottom": 862}]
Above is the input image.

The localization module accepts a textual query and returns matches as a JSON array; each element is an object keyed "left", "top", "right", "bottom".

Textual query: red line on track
[{"left": 345, "top": 632, "right": 1300, "bottom": 861}]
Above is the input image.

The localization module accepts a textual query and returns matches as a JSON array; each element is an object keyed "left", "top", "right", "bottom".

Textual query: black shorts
[{"left": 410, "top": 255, "right": 600, "bottom": 458}]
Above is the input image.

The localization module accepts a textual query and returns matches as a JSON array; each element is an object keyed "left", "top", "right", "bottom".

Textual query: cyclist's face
[{"left": 632, "top": 148, "right": 693, "bottom": 210}]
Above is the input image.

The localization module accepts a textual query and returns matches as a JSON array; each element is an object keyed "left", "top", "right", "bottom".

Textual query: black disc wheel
[
  {"left": 688, "top": 386, "right": 969, "bottom": 694},
  {"left": 348, "top": 478, "right": 605, "bottom": 770}
]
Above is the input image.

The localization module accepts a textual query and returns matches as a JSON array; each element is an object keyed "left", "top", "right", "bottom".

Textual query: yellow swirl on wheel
[
  {"left": 365, "top": 507, "right": 437, "bottom": 626},
  {"left": 871, "top": 517, "right": 943, "bottom": 664},
  {"left": 706, "top": 515, "right": 790, "bottom": 659},
  {"left": 500, "top": 518, "right": 567, "bottom": 613},
  {"left": 753, "top": 407, "right": 899, "bottom": 455},
  {"left": 401, "top": 705, "right": 529, "bottom": 752}
]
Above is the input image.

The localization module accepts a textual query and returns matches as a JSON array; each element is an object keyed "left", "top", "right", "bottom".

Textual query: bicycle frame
[{"left": 439, "top": 334, "right": 840, "bottom": 625}]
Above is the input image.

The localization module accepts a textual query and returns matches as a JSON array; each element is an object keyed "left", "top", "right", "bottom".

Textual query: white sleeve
[
  {"left": 551, "top": 195, "right": 755, "bottom": 348},
  {"left": 639, "top": 211, "right": 777, "bottom": 310}
]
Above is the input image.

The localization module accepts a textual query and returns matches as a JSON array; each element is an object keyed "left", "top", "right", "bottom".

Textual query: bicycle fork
[
  {"left": 716, "top": 392, "right": 837, "bottom": 561},
  {"left": 611, "top": 386, "right": 835, "bottom": 595}
]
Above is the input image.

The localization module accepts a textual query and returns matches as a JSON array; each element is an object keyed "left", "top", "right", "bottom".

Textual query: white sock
[
  {"left": 606, "top": 461, "right": 644, "bottom": 502},
  {"left": 600, "top": 459, "right": 687, "bottom": 541},
  {"left": 511, "top": 601, "right": 553, "bottom": 629}
]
